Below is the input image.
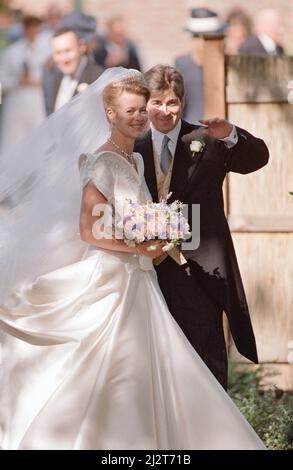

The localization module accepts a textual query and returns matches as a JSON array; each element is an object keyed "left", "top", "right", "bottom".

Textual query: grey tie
[{"left": 160, "top": 135, "right": 172, "bottom": 175}]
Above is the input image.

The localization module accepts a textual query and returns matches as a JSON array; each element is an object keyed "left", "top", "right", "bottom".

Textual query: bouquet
[{"left": 115, "top": 195, "right": 191, "bottom": 264}]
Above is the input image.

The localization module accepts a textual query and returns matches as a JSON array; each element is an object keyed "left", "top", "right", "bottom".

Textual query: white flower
[
  {"left": 189, "top": 138, "right": 206, "bottom": 160},
  {"left": 190, "top": 139, "right": 205, "bottom": 154},
  {"left": 77, "top": 83, "right": 89, "bottom": 93},
  {"left": 189, "top": 138, "right": 206, "bottom": 159}
]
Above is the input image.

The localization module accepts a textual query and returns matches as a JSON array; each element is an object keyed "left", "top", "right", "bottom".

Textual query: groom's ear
[{"left": 181, "top": 94, "right": 186, "bottom": 113}]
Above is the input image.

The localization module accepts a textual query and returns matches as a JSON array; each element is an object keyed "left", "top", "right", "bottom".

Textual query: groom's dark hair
[{"left": 144, "top": 65, "right": 185, "bottom": 102}]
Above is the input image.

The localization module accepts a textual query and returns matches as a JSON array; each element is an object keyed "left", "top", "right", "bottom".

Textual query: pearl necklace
[{"left": 107, "top": 138, "right": 137, "bottom": 169}]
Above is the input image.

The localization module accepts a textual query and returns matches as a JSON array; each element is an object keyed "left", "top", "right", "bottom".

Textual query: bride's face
[{"left": 109, "top": 91, "right": 148, "bottom": 139}]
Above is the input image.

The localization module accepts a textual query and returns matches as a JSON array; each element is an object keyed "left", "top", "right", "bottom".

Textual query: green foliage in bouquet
[{"left": 228, "top": 363, "right": 293, "bottom": 450}]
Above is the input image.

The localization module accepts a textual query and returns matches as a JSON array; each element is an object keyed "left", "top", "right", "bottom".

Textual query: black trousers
[{"left": 155, "top": 258, "right": 228, "bottom": 390}]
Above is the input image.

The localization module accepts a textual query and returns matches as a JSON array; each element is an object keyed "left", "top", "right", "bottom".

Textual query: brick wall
[{"left": 8, "top": 0, "right": 293, "bottom": 69}]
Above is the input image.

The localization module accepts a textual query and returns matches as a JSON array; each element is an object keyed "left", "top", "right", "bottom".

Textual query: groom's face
[{"left": 147, "top": 89, "right": 183, "bottom": 134}]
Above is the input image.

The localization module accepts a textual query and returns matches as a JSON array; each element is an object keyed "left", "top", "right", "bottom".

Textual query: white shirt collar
[
  {"left": 151, "top": 120, "right": 182, "bottom": 157},
  {"left": 258, "top": 34, "right": 277, "bottom": 55}
]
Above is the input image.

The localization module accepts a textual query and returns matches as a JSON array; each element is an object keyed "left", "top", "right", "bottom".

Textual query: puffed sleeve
[{"left": 78, "top": 153, "right": 114, "bottom": 201}]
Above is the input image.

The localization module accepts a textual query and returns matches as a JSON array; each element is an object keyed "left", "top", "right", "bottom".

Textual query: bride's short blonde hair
[{"left": 103, "top": 72, "right": 150, "bottom": 109}]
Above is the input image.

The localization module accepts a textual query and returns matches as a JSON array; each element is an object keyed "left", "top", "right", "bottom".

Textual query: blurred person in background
[
  {"left": 21, "top": 6, "right": 62, "bottom": 118},
  {"left": 43, "top": 11, "right": 103, "bottom": 116},
  {"left": 239, "top": 8, "right": 285, "bottom": 56},
  {"left": 58, "top": 9, "right": 99, "bottom": 56},
  {"left": 93, "top": 15, "right": 141, "bottom": 71},
  {"left": 0, "top": 4, "right": 14, "bottom": 51},
  {"left": 39, "top": 4, "right": 63, "bottom": 42},
  {"left": 46, "top": 28, "right": 103, "bottom": 115},
  {"left": 224, "top": 8, "right": 252, "bottom": 55},
  {"left": 175, "top": 8, "right": 225, "bottom": 124},
  {"left": 4, "top": 9, "right": 24, "bottom": 44},
  {"left": 0, "top": 16, "right": 51, "bottom": 154}
]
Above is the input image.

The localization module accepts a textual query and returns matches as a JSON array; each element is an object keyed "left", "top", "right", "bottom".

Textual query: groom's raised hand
[{"left": 199, "top": 118, "right": 233, "bottom": 139}]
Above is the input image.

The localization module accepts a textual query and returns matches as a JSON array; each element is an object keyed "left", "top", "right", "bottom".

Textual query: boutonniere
[
  {"left": 190, "top": 137, "right": 206, "bottom": 159},
  {"left": 77, "top": 82, "right": 89, "bottom": 93}
]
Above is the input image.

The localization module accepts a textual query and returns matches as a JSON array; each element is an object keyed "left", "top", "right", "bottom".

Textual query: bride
[{"left": 0, "top": 68, "right": 265, "bottom": 450}]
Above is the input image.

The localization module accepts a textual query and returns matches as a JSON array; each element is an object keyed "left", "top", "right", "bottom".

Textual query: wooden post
[
  {"left": 203, "top": 35, "right": 226, "bottom": 119},
  {"left": 202, "top": 35, "right": 228, "bottom": 212},
  {"left": 74, "top": 0, "right": 83, "bottom": 11},
  {"left": 202, "top": 34, "right": 231, "bottom": 352}
]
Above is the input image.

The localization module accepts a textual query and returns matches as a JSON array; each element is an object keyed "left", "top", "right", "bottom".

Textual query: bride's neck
[{"left": 110, "top": 130, "right": 134, "bottom": 154}]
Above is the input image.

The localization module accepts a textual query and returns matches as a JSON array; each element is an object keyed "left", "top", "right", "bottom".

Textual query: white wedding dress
[{"left": 0, "top": 151, "right": 265, "bottom": 450}]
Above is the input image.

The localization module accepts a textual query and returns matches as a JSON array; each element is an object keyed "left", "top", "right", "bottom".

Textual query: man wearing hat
[
  {"left": 238, "top": 8, "right": 285, "bottom": 56},
  {"left": 93, "top": 15, "right": 141, "bottom": 71},
  {"left": 175, "top": 8, "right": 225, "bottom": 124},
  {"left": 58, "top": 10, "right": 99, "bottom": 55},
  {"left": 42, "top": 11, "right": 103, "bottom": 115}
]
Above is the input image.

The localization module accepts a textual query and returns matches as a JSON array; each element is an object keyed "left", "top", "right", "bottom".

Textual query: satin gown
[{"left": 0, "top": 152, "right": 265, "bottom": 450}]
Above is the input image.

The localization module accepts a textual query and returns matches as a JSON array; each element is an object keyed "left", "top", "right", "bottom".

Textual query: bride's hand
[{"left": 136, "top": 241, "right": 166, "bottom": 259}]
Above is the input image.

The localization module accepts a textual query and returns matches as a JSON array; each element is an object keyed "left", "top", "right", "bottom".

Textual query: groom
[{"left": 134, "top": 64, "right": 269, "bottom": 389}]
